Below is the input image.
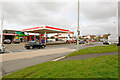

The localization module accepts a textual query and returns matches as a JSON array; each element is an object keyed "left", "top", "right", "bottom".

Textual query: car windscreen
[{"left": 5, "top": 39, "right": 10, "bottom": 41}]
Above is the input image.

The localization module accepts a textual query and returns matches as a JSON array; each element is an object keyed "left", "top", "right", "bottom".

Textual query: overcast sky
[{"left": 0, "top": 0, "right": 119, "bottom": 36}]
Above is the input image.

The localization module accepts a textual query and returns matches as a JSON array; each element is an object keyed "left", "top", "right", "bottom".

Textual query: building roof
[
  {"left": 3, "top": 29, "right": 21, "bottom": 32},
  {"left": 22, "top": 26, "right": 69, "bottom": 34}
]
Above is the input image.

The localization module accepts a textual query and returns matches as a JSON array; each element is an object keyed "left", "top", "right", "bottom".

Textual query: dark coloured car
[
  {"left": 3, "top": 39, "right": 11, "bottom": 44},
  {"left": 79, "top": 40, "right": 85, "bottom": 44},
  {"left": 25, "top": 41, "right": 46, "bottom": 49},
  {"left": 75, "top": 40, "right": 85, "bottom": 44},
  {"left": 13, "top": 39, "right": 20, "bottom": 44}
]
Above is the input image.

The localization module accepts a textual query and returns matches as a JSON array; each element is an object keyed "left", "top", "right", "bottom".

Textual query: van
[{"left": 108, "top": 34, "right": 119, "bottom": 44}]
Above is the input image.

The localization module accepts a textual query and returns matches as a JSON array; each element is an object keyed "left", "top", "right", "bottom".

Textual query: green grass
[
  {"left": 3, "top": 55, "right": 118, "bottom": 78},
  {"left": 66, "top": 45, "right": 119, "bottom": 57}
]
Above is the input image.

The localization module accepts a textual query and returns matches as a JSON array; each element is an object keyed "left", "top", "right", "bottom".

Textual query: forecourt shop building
[{"left": 22, "top": 26, "right": 70, "bottom": 43}]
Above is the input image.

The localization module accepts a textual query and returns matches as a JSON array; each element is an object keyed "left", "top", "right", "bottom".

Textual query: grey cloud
[
  {"left": 1, "top": 1, "right": 118, "bottom": 36},
  {"left": 80, "top": 2, "right": 117, "bottom": 20}
]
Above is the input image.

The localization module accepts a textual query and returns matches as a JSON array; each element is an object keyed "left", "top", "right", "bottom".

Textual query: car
[
  {"left": 74, "top": 39, "right": 76, "bottom": 43},
  {"left": 13, "top": 39, "right": 20, "bottom": 44},
  {"left": 75, "top": 39, "right": 85, "bottom": 44},
  {"left": 58, "top": 39, "right": 66, "bottom": 42},
  {"left": 25, "top": 41, "right": 46, "bottom": 49},
  {"left": 103, "top": 39, "right": 109, "bottom": 44},
  {"left": 91, "top": 40, "right": 95, "bottom": 42},
  {"left": 0, "top": 45, "right": 5, "bottom": 53},
  {"left": 79, "top": 40, "right": 85, "bottom": 44},
  {"left": 3, "top": 39, "right": 11, "bottom": 44},
  {"left": 66, "top": 40, "right": 74, "bottom": 43}
]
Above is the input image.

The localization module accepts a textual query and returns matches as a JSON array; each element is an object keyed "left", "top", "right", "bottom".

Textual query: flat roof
[
  {"left": 22, "top": 26, "right": 69, "bottom": 34},
  {"left": 3, "top": 29, "right": 21, "bottom": 32}
]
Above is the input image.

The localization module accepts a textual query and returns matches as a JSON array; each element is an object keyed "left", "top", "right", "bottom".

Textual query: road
[
  {"left": 4, "top": 42, "right": 103, "bottom": 53},
  {"left": 1, "top": 42, "right": 104, "bottom": 76}
]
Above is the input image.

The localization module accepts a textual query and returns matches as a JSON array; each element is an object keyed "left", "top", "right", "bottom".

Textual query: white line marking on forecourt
[{"left": 52, "top": 56, "right": 65, "bottom": 61}]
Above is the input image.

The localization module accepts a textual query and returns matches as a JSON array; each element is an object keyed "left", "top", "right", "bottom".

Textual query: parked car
[
  {"left": 91, "top": 40, "right": 95, "bottom": 42},
  {"left": 0, "top": 45, "right": 5, "bottom": 53},
  {"left": 75, "top": 39, "right": 85, "bottom": 44},
  {"left": 3, "top": 39, "right": 11, "bottom": 44},
  {"left": 13, "top": 39, "right": 20, "bottom": 44},
  {"left": 58, "top": 39, "right": 66, "bottom": 42},
  {"left": 66, "top": 40, "right": 74, "bottom": 43},
  {"left": 74, "top": 39, "right": 76, "bottom": 43},
  {"left": 79, "top": 40, "right": 85, "bottom": 44},
  {"left": 103, "top": 39, "right": 109, "bottom": 44},
  {"left": 25, "top": 41, "right": 46, "bottom": 49},
  {"left": 100, "top": 39, "right": 104, "bottom": 42}
]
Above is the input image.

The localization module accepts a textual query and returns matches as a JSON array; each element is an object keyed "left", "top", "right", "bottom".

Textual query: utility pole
[
  {"left": 117, "top": 1, "right": 120, "bottom": 46},
  {"left": 117, "top": 1, "right": 118, "bottom": 36},
  {"left": 0, "top": 14, "right": 3, "bottom": 47},
  {"left": 77, "top": 0, "right": 80, "bottom": 52}
]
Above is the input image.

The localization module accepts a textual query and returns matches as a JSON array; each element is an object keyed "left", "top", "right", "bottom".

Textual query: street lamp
[
  {"left": 117, "top": 1, "right": 120, "bottom": 46},
  {"left": 0, "top": 14, "right": 4, "bottom": 47},
  {"left": 77, "top": 0, "right": 80, "bottom": 52}
]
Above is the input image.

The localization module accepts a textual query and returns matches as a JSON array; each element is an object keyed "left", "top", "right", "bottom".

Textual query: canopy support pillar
[
  {"left": 29, "top": 35, "right": 31, "bottom": 41},
  {"left": 34, "top": 33, "right": 36, "bottom": 41},
  {"left": 45, "top": 31, "right": 47, "bottom": 44},
  {"left": 39, "top": 34, "right": 41, "bottom": 43}
]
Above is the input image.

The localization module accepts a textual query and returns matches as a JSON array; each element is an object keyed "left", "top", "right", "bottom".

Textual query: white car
[{"left": 0, "top": 45, "right": 5, "bottom": 53}]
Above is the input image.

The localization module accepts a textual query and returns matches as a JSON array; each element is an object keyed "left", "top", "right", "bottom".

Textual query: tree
[{"left": 103, "top": 33, "right": 111, "bottom": 39}]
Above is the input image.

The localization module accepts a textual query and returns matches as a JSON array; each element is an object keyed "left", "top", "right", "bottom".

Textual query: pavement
[
  {"left": 0, "top": 42, "right": 104, "bottom": 76},
  {"left": 60, "top": 52, "right": 118, "bottom": 61}
]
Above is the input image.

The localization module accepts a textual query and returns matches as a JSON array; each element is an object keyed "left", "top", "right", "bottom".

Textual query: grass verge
[
  {"left": 3, "top": 55, "right": 118, "bottom": 78},
  {"left": 66, "top": 45, "right": 119, "bottom": 57}
]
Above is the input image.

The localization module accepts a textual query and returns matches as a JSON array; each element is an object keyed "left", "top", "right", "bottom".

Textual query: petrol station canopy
[{"left": 22, "top": 26, "right": 69, "bottom": 34}]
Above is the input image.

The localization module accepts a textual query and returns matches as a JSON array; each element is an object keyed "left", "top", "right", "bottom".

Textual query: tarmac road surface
[{"left": 1, "top": 42, "right": 104, "bottom": 76}]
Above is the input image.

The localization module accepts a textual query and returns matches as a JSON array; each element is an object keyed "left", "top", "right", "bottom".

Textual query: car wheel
[
  {"left": 38, "top": 46, "right": 41, "bottom": 49},
  {"left": 38, "top": 45, "right": 43, "bottom": 49},
  {"left": 42, "top": 46, "right": 45, "bottom": 49},
  {"left": 44, "top": 45, "right": 46, "bottom": 47},
  {"left": 30, "top": 46, "right": 33, "bottom": 49}
]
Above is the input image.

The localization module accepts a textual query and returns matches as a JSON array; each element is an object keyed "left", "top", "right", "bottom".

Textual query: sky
[{"left": 0, "top": 0, "right": 119, "bottom": 36}]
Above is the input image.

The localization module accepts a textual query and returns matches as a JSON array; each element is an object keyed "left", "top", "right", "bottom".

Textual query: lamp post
[
  {"left": 77, "top": 0, "right": 80, "bottom": 52},
  {"left": 0, "top": 14, "right": 4, "bottom": 47},
  {"left": 117, "top": 1, "right": 120, "bottom": 46}
]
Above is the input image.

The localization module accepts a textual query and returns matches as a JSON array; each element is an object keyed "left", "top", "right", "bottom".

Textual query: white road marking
[
  {"left": 52, "top": 56, "right": 65, "bottom": 61},
  {"left": 6, "top": 50, "right": 12, "bottom": 53}
]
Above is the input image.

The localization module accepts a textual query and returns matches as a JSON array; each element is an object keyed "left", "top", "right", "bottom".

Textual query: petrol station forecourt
[{"left": 22, "top": 26, "right": 70, "bottom": 44}]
